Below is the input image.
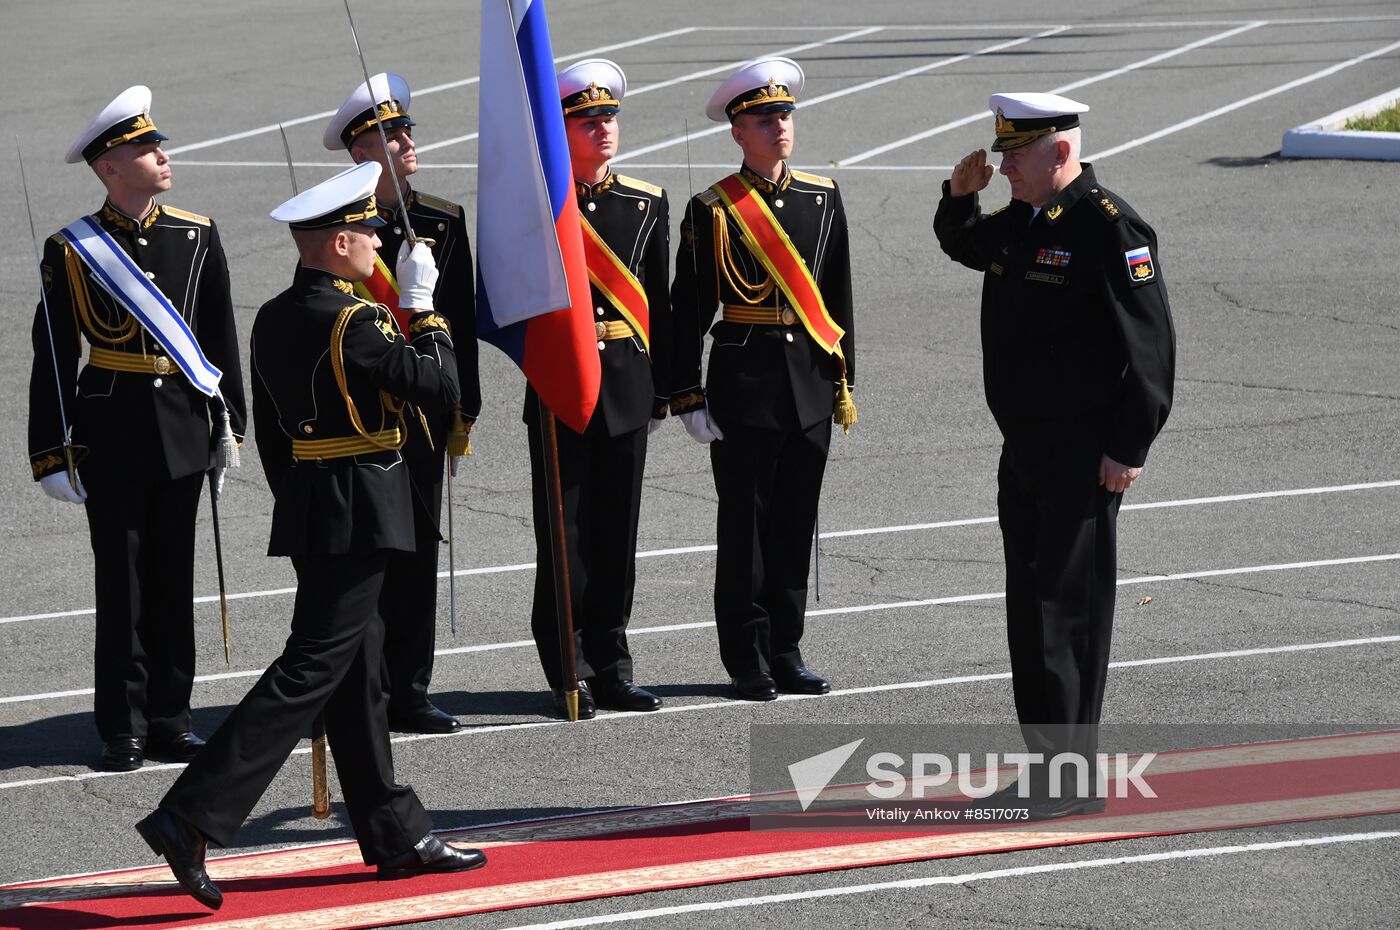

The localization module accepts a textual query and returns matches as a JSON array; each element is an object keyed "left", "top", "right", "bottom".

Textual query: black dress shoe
[
  {"left": 1024, "top": 795, "right": 1107, "bottom": 821},
  {"left": 378, "top": 835, "right": 487, "bottom": 880},
  {"left": 590, "top": 678, "right": 662, "bottom": 712},
  {"left": 388, "top": 705, "right": 462, "bottom": 734},
  {"left": 100, "top": 737, "right": 144, "bottom": 772},
  {"left": 772, "top": 665, "right": 830, "bottom": 695},
  {"left": 730, "top": 672, "right": 778, "bottom": 702},
  {"left": 551, "top": 681, "right": 596, "bottom": 719},
  {"left": 135, "top": 808, "right": 222, "bottom": 910},
  {"left": 146, "top": 731, "right": 206, "bottom": 763}
]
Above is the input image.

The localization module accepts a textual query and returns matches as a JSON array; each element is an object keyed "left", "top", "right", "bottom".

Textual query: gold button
[
  {"left": 637, "top": 201, "right": 646, "bottom": 211},
  {"left": 137, "top": 238, "right": 148, "bottom": 246},
  {"left": 785, "top": 333, "right": 794, "bottom": 343},
  {"left": 303, "top": 425, "right": 314, "bottom": 434},
  {"left": 595, "top": 321, "right": 607, "bottom": 339},
  {"left": 152, "top": 378, "right": 163, "bottom": 388},
  {"left": 144, "top": 271, "right": 155, "bottom": 280},
  {"left": 780, "top": 307, "right": 797, "bottom": 326},
  {"left": 153, "top": 356, "right": 172, "bottom": 374},
  {"left": 774, "top": 199, "right": 784, "bottom": 208},
  {"left": 586, "top": 202, "right": 597, "bottom": 212},
  {"left": 815, "top": 195, "right": 823, "bottom": 205},
  {"left": 596, "top": 307, "right": 605, "bottom": 316},
  {"left": 597, "top": 340, "right": 606, "bottom": 350},
  {"left": 393, "top": 226, "right": 402, "bottom": 235},
  {"left": 187, "top": 230, "right": 196, "bottom": 240},
  {"left": 438, "top": 222, "right": 446, "bottom": 232}
]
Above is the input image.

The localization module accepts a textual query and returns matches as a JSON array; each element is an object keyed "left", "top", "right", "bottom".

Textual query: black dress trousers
[
  {"left": 527, "top": 410, "right": 648, "bottom": 690},
  {"left": 709, "top": 418, "right": 831, "bottom": 679},
  {"left": 161, "top": 551, "right": 432, "bottom": 864}
]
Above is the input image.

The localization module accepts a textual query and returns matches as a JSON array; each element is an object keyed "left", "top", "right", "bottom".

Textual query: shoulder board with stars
[
  {"left": 614, "top": 175, "right": 663, "bottom": 197},
  {"left": 412, "top": 192, "right": 463, "bottom": 218},
  {"left": 790, "top": 169, "right": 835, "bottom": 188},
  {"left": 1089, "top": 188, "right": 1122, "bottom": 223},
  {"left": 161, "top": 206, "right": 211, "bottom": 226}
]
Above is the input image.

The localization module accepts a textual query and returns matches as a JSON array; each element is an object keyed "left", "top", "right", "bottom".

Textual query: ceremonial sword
[
  {"left": 278, "top": 123, "right": 332, "bottom": 820},
  {"left": 340, "top": 0, "right": 459, "bottom": 636},
  {"left": 18, "top": 141, "right": 80, "bottom": 495}
]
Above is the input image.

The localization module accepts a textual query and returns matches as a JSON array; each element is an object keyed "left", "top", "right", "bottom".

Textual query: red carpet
[{"left": 2, "top": 731, "right": 1396, "bottom": 929}]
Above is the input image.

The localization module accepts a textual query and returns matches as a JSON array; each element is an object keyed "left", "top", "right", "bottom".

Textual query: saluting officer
[
  {"left": 325, "top": 72, "right": 482, "bottom": 734},
  {"left": 137, "top": 162, "right": 484, "bottom": 911},
  {"left": 671, "top": 58, "right": 856, "bottom": 702},
  {"left": 933, "top": 93, "right": 1175, "bottom": 818},
  {"left": 527, "top": 59, "right": 670, "bottom": 719},
  {"left": 26, "top": 85, "right": 246, "bottom": 772}
]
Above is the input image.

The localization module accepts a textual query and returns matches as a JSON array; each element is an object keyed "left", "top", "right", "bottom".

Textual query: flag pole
[{"left": 538, "top": 395, "right": 580, "bottom": 721}]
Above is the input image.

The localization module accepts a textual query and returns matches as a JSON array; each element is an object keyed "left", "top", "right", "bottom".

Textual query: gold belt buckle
[
  {"left": 780, "top": 307, "right": 797, "bottom": 326},
  {"left": 153, "top": 356, "right": 172, "bottom": 375},
  {"left": 595, "top": 321, "right": 607, "bottom": 339}
]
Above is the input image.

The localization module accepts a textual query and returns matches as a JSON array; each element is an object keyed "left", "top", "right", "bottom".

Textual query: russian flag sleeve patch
[{"left": 1124, "top": 245, "right": 1156, "bottom": 284}]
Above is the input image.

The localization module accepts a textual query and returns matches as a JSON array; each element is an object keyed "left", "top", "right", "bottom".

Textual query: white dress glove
[
  {"left": 395, "top": 240, "right": 440, "bottom": 313},
  {"left": 40, "top": 471, "right": 87, "bottom": 504},
  {"left": 681, "top": 408, "right": 724, "bottom": 444}
]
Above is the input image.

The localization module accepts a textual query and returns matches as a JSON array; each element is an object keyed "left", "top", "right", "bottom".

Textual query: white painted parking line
[
  {"left": 2, "top": 552, "right": 1396, "bottom": 707},
  {"left": 840, "top": 21, "right": 1265, "bottom": 165},
  {"left": 3, "top": 633, "right": 1397, "bottom": 790},
  {"left": 2, "top": 479, "right": 1396, "bottom": 627},
  {"left": 1087, "top": 37, "right": 1400, "bottom": 161},
  {"left": 493, "top": 832, "right": 1400, "bottom": 930},
  {"left": 613, "top": 27, "right": 1071, "bottom": 163},
  {"left": 414, "top": 26, "right": 885, "bottom": 155},
  {"left": 163, "top": 27, "right": 699, "bottom": 156}
]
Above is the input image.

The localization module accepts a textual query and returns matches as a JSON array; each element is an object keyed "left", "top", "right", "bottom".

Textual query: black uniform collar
[
  {"left": 294, "top": 263, "right": 357, "bottom": 295},
  {"left": 1035, "top": 163, "right": 1098, "bottom": 225},
  {"left": 375, "top": 186, "right": 416, "bottom": 223},
  {"left": 740, "top": 161, "right": 791, "bottom": 194},
  {"left": 574, "top": 172, "right": 616, "bottom": 198},
  {"left": 100, "top": 199, "right": 161, "bottom": 231}
]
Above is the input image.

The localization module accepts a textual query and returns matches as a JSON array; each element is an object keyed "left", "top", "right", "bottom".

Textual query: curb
[{"left": 1281, "top": 86, "right": 1400, "bottom": 160}]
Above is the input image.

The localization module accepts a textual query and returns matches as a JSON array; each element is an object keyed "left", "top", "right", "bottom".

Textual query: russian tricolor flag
[{"left": 476, "top": 0, "right": 600, "bottom": 433}]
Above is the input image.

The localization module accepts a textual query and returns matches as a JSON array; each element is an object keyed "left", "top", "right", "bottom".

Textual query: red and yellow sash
[
  {"left": 711, "top": 173, "right": 845, "bottom": 360},
  {"left": 354, "top": 253, "right": 412, "bottom": 335},
  {"left": 580, "top": 217, "right": 650, "bottom": 354}
]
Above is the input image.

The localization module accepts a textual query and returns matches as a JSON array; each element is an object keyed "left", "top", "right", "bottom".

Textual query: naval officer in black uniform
[
  {"left": 671, "top": 58, "right": 856, "bottom": 702},
  {"left": 136, "top": 162, "right": 484, "bottom": 910},
  {"left": 326, "top": 72, "right": 481, "bottom": 734},
  {"left": 933, "top": 93, "right": 1175, "bottom": 818},
  {"left": 527, "top": 59, "right": 670, "bottom": 719},
  {"left": 26, "top": 85, "right": 246, "bottom": 772}
]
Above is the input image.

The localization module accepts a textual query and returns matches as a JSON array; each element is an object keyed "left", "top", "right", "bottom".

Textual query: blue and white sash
[{"left": 59, "top": 214, "right": 223, "bottom": 398}]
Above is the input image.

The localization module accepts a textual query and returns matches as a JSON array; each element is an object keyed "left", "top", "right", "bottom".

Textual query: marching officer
[
  {"left": 137, "top": 161, "right": 484, "bottom": 910},
  {"left": 527, "top": 59, "right": 671, "bottom": 719},
  {"left": 933, "top": 93, "right": 1175, "bottom": 818},
  {"left": 324, "top": 72, "right": 482, "bottom": 734},
  {"left": 26, "top": 85, "right": 246, "bottom": 772},
  {"left": 671, "top": 58, "right": 856, "bottom": 702}
]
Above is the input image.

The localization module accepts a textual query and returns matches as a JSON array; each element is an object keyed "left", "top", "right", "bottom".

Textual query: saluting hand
[{"left": 949, "top": 149, "right": 994, "bottom": 197}]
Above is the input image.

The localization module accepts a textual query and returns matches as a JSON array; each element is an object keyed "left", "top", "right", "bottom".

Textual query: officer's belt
[
  {"left": 87, "top": 346, "right": 178, "bottom": 375},
  {"left": 723, "top": 304, "right": 800, "bottom": 326},
  {"left": 596, "top": 319, "right": 635, "bottom": 341},
  {"left": 291, "top": 428, "right": 403, "bottom": 461}
]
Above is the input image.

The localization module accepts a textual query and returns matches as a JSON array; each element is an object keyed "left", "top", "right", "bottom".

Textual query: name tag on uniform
[{"left": 1025, "top": 271, "right": 1064, "bottom": 285}]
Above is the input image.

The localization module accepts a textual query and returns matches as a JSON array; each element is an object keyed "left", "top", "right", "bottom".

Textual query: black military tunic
[
  {"left": 671, "top": 163, "right": 855, "bottom": 681},
  {"left": 160, "top": 265, "right": 458, "bottom": 863},
  {"left": 26, "top": 200, "right": 247, "bottom": 746},
  {"left": 525, "top": 172, "right": 670, "bottom": 690},
  {"left": 369, "top": 188, "right": 481, "bottom": 718},
  {"left": 933, "top": 163, "right": 1175, "bottom": 761}
]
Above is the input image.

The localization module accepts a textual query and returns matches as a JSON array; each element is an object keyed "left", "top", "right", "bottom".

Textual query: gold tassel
[
  {"left": 447, "top": 409, "right": 474, "bottom": 457},
  {"left": 833, "top": 376, "right": 857, "bottom": 435}
]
